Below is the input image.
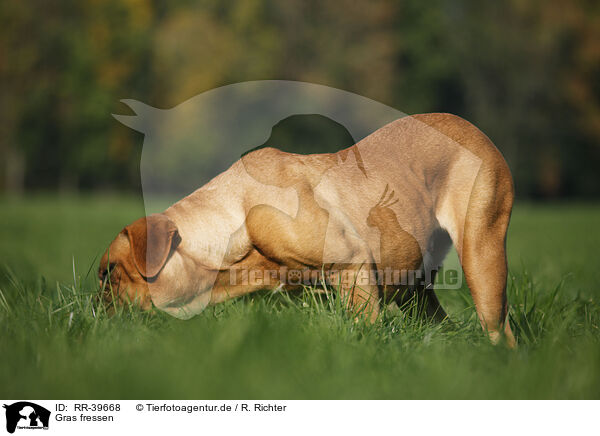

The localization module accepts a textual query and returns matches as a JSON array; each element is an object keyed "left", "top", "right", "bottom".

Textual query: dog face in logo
[{"left": 3, "top": 402, "right": 50, "bottom": 434}]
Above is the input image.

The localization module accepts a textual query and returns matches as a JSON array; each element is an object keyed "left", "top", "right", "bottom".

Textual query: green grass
[{"left": 0, "top": 195, "right": 599, "bottom": 398}]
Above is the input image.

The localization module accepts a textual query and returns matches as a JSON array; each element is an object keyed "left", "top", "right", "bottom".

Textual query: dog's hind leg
[
  {"left": 461, "top": 200, "right": 515, "bottom": 346},
  {"left": 438, "top": 159, "right": 516, "bottom": 347}
]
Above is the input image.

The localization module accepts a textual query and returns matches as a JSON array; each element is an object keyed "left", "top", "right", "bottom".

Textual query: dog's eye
[{"left": 100, "top": 263, "right": 117, "bottom": 281}]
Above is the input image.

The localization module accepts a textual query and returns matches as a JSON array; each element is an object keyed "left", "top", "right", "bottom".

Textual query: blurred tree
[
  {"left": 151, "top": 0, "right": 397, "bottom": 105},
  {"left": 0, "top": 0, "right": 598, "bottom": 198},
  {"left": 152, "top": 0, "right": 281, "bottom": 106},
  {"left": 0, "top": 0, "right": 154, "bottom": 192},
  {"left": 445, "top": 0, "right": 600, "bottom": 197},
  {"left": 0, "top": 2, "right": 36, "bottom": 193},
  {"left": 273, "top": 0, "right": 398, "bottom": 104}
]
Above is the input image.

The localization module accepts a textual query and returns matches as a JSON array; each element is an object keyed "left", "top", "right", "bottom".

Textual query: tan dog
[{"left": 99, "top": 113, "right": 515, "bottom": 346}]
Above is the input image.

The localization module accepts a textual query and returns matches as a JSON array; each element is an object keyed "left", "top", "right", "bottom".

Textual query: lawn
[{"left": 0, "top": 195, "right": 599, "bottom": 399}]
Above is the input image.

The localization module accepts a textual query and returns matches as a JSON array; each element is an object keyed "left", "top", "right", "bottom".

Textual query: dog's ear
[{"left": 125, "top": 214, "right": 180, "bottom": 278}]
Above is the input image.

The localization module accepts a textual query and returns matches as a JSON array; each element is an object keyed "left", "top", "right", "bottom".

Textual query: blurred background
[{"left": 1, "top": 0, "right": 599, "bottom": 199}]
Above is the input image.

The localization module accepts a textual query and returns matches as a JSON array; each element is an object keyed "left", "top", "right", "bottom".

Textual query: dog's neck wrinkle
[
  {"left": 163, "top": 166, "right": 250, "bottom": 270},
  {"left": 175, "top": 245, "right": 221, "bottom": 272}
]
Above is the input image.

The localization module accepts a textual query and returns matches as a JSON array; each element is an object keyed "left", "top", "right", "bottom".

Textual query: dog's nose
[
  {"left": 95, "top": 289, "right": 118, "bottom": 317},
  {"left": 97, "top": 281, "right": 115, "bottom": 304}
]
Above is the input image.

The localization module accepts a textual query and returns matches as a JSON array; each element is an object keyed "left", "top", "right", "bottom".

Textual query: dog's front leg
[{"left": 327, "top": 261, "right": 379, "bottom": 323}]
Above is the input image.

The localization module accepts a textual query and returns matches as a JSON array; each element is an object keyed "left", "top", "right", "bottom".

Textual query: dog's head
[{"left": 98, "top": 214, "right": 181, "bottom": 311}]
